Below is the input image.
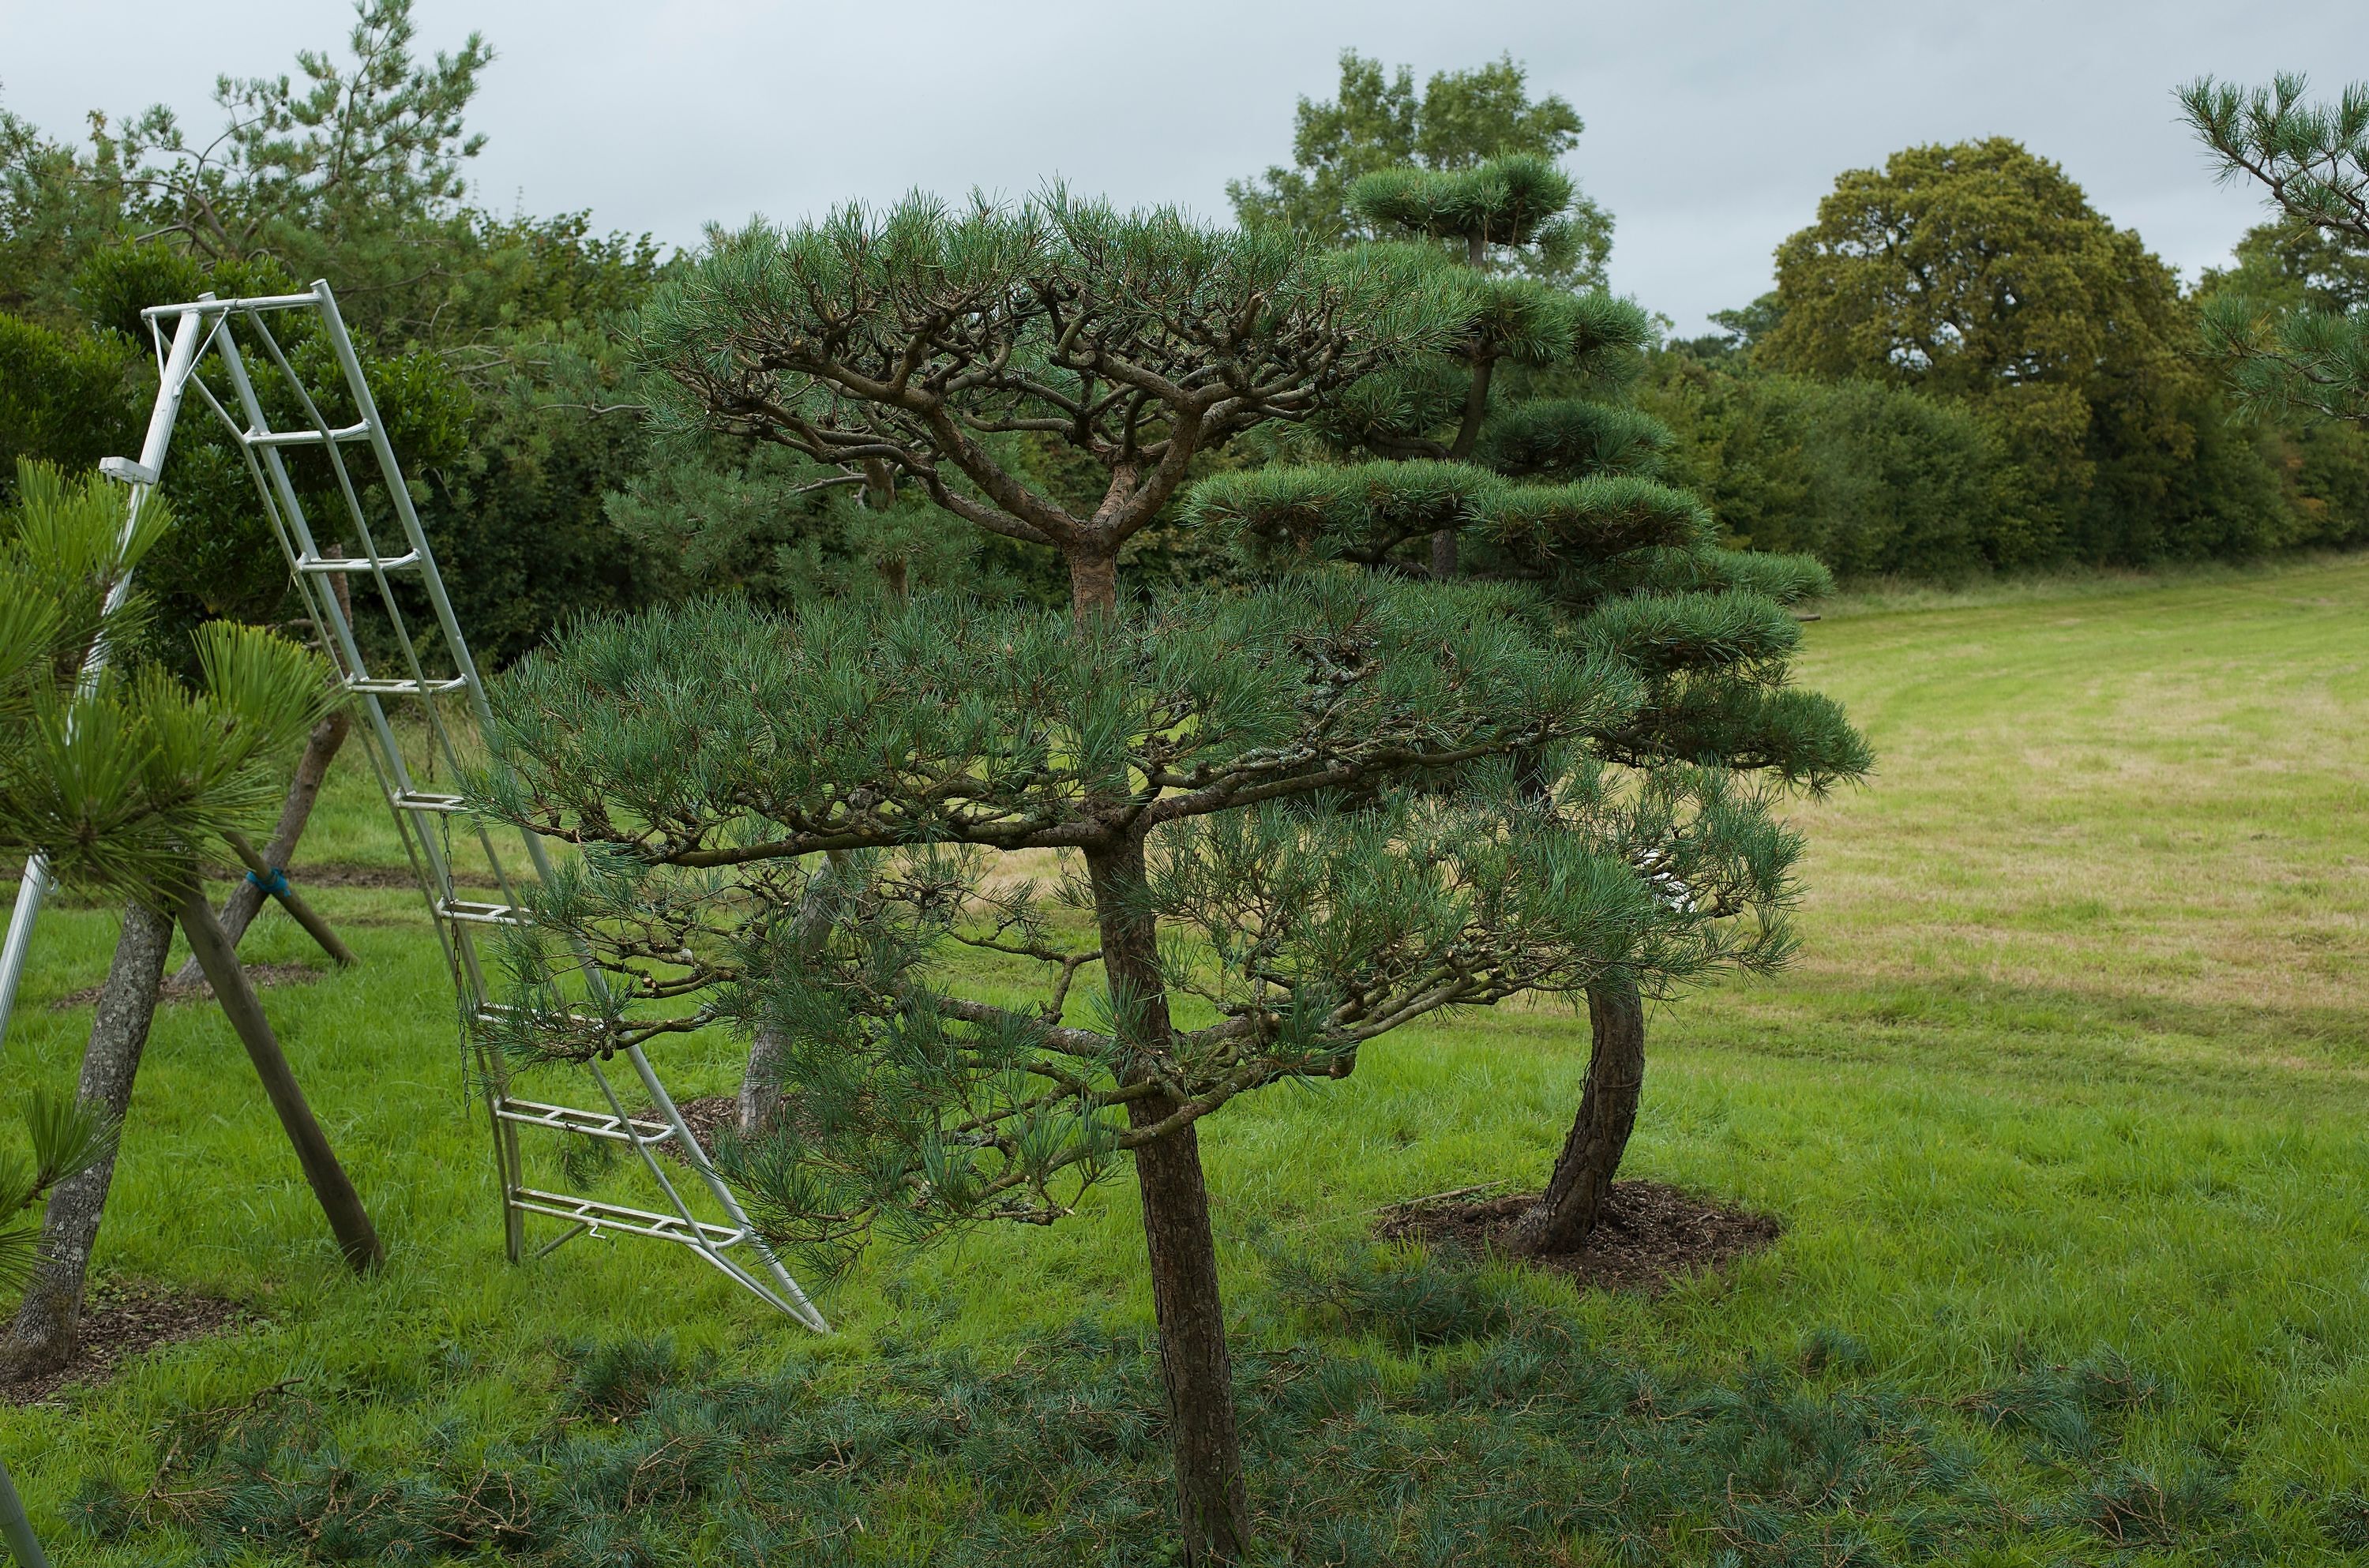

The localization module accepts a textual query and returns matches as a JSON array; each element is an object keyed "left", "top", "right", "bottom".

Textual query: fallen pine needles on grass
[{"left": 60, "top": 1244, "right": 2314, "bottom": 1566}]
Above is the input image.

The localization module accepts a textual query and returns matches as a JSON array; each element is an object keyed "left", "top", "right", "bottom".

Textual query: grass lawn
[{"left": 1, "top": 553, "right": 2364, "bottom": 1563}]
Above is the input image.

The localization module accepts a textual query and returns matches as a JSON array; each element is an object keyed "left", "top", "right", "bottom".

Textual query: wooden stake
[
  {"left": 222, "top": 830, "right": 355, "bottom": 969},
  {"left": 172, "top": 883, "right": 382, "bottom": 1274}
]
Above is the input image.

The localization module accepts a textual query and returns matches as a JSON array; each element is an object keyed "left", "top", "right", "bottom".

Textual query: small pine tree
[
  {"left": 1191, "top": 156, "right": 1869, "bottom": 1251},
  {"left": 0, "top": 460, "right": 363, "bottom": 1377},
  {"left": 474, "top": 191, "right": 1811, "bottom": 1564}
]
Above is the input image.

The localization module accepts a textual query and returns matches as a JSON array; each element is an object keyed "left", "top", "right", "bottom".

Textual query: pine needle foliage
[
  {"left": 477, "top": 580, "right": 1800, "bottom": 1280},
  {"left": 0, "top": 1090, "right": 118, "bottom": 1294},
  {"left": 0, "top": 460, "right": 332, "bottom": 899},
  {"left": 2181, "top": 74, "right": 2369, "bottom": 426}
]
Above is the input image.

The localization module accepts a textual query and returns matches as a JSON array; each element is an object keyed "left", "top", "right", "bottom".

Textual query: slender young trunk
[
  {"left": 1432, "top": 357, "right": 1496, "bottom": 579},
  {"left": 1087, "top": 835, "right": 1249, "bottom": 1566},
  {"left": 1507, "top": 977, "right": 1646, "bottom": 1255},
  {"left": 0, "top": 901, "right": 173, "bottom": 1379},
  {"left": 170, "top": 707, "right": 351, "bottom": 987},
  {"left": 739, "top": 850, "right": 849, "bottom": 1135},
  {"left": 743, "top": 473, "right": 905, "bottom": 1131},
  {"left": 173, "top": 884, "right": 382, "bottom": 1273}
]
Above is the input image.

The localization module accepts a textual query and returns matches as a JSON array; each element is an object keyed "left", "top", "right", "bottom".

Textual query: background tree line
[
  {"left": 1643, "top": 137, "right": 2369, "bottom": 580},
  {"left": 6, "top": 17, "right": 2363, "bottom": 658}
]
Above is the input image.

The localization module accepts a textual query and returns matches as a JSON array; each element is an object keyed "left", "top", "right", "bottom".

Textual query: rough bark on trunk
[
  {"left": 170, "top": 707, "right": 351, "bottom": 988},
  {"left": 173, "top": 884, "right": 383, "bottom": 1273},
  {"left": 1507, "top": 977, "right": 1646, "bottom": 1255},
  {"left": 1087, "top": 835, "right": 1250, "bottom": 1565},
  {"left": 0, "top": 900, "right": 173, "bottom": 1379},
  {"left": 1068, "top": 550, "right": 1120, "bottom": 625}
]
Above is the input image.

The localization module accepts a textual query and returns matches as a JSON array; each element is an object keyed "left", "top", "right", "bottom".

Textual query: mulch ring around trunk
[
  {"left": 1378, "top": 1180, "right": 1781, "bottom": 1295},
  {"left": 48, "top": 963, "right": 326, "bottom": 1011},
  {"left": 1, "top": 1281, "right": 242, "bottom": 1406},
  {"left": 626, "top": 1094, "right": 738, "bottom": 1168}
]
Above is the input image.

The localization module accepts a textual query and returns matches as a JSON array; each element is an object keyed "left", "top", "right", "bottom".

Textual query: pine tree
[
  {"left": 0, "top": 461, "right": 373, "bottom": 1379},
  {"left": 1190, "top": 157, "right": 1869, "bottom": 1252},
  {"left": 2180, "top": 74, "right": 2369, "bottom": 427},
  {"left": 473, "top": 191, "right": 1810, "bottom": 1564}
]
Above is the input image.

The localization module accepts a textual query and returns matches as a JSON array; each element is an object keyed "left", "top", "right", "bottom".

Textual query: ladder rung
[
  {"left": 510, "top": 1187, "right": 747, "bottom": 1248},
  {"left": 346, "top": 675, "right": 468, "bottom": 696},
  {"left": 392, "top": 790, "right": 469, "bottom": 813},
  {"left": 437, "top": 898, "right": 522, "bottom": 926},
  {"left": 497, "top": 1097, "right": 674, "bottom": 1143},
  {"left": 247, "top": 422, "right": 371, "bottom": 448},
  {"left": 300, "top": 550, "right": 420, "bottom": 573}
]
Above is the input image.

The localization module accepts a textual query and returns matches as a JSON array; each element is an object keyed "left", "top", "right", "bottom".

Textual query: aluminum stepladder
[{"left": 62, "top": 282, "right": 826, "bottom": 1330}]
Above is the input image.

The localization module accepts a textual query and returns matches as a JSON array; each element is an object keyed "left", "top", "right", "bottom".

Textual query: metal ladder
[{"left": 28, "top": 282, "right": 828, "bottom": 1330}]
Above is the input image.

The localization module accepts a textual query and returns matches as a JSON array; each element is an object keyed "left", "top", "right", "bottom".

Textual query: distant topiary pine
[
  {"left": 1191, "top": 155, "right": 1870, "bottom": 1255},
  {"left": 473, "top": 191, "right": 1817, "bottom": 1565}
]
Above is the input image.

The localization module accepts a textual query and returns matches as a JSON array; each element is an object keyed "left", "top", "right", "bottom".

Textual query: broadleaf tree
[
  {"left": 1230, "top": 50, "right": 1611, "bottom": 289},
  {"left": 1190, "top": 154, "right": 1870, "bottom": 1254},
  {"left": 470, "top": 191, "right": 1800, "bottom": 1563}
]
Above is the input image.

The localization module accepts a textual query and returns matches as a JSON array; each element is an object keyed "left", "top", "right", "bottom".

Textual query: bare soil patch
[
  {"left": 1379, "top": 1180, "right": 1780, "bottom": 1295},
  {"left": 237, "top": 862, "right": 502, "bottom": 892},
  {"left": 0, "top": 1281, "right": 241, "bottom": 1405},
  {"left": 631, "top": 1093, "right": 738, "bottom": 1167},
  {"left": 49, "top": 962, "right": 325, "bottom": 1011}
]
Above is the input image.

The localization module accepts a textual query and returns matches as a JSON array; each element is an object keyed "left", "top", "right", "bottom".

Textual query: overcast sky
[{"left": 2, "top": 1, "right": 2360, "bottom": 333}]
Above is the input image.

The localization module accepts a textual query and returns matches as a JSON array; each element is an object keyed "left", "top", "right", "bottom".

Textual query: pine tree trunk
[
  {"left": 1, "top": 899, "right": 173, "bottom": 1379},
  {"left": 1087, "top": 835, "right": 1250, "bottom": 1566},
  {"left": 169, "top": 707, "right": 351, "bottom": 988},
  {"left": 1507, "top": 978, "right": 1646, "bottom": 1255},
  {"left": 740, "top": 850, "right": 849, "bottom": 1135}
]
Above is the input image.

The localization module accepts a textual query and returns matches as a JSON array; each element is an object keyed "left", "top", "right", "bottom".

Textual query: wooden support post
[
  {"left": 222, "top": 831, "right": 355, "bottom": 969},
  {"left": 172, "top": 883, "right": 382, "bottom": 1274}
]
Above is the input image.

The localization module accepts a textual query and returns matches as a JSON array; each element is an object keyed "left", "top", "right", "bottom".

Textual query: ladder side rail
[
  {"left": 208, "top": 322, "right": 528, "bottom": 1251},
  {"left": 339, "top": 285, "right": 839, "bottom": 1336},
  {"left": 235, "top": 305, "right": 527, "bottom": 925},
  {"left": 235, "top": 296, "right": 560, "bottom": 1269},
  {"left": 0, "top": 301, "right": 216, "bottom": 1046},
  {"left": 208, "top": 327, "right": 484, "bottom": 988},
  {"left": 241, "top": 283, "right": 825, "bottom": 1326},
  {"left": 302, "top": 287, "right": 534, "bottom": 916},
  {"left": 311, "top": 284, "right": 500, "bottom": 733},
  {"left": 614, "top": 1042, "right": 831, "bottom": 1330},
  {"left": 582, "top": 1052, "right": 828, "bottom": 1331},
  {"left": 188, "top": 362, "right": 465, "bottom": 982},
  {"left": 310, "top": 286, "right": 830, "bottom": 1326}
]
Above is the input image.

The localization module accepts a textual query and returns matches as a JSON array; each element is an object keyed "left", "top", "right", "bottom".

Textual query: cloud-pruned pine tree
[
  {"left": 1190, "top": 156, "right": 1870, "bottom": 1255},
  {"left": 471, "top": 191, "right": 1814, "bottom": 1564}
]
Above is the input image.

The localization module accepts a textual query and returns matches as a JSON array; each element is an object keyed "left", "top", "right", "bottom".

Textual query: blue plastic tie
[{"left": 246, "top": 866, "right": 294, "bottom": 898}]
